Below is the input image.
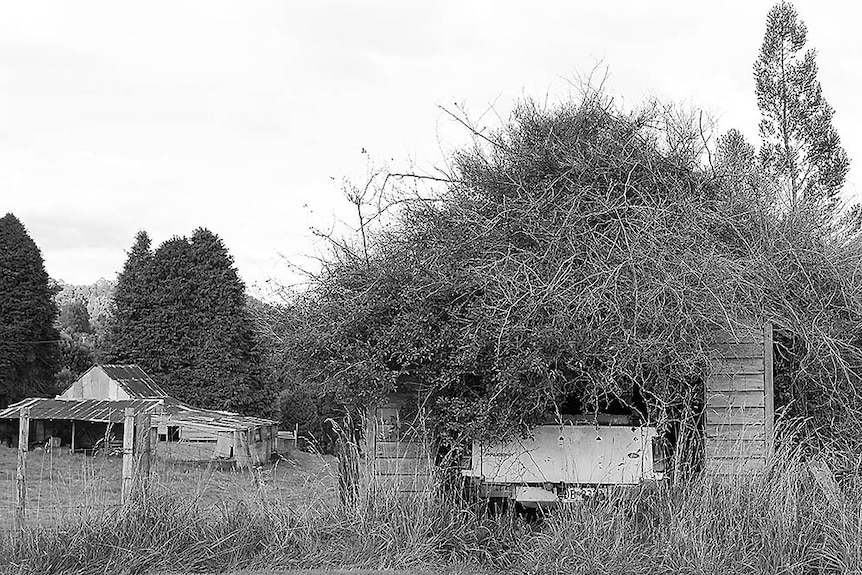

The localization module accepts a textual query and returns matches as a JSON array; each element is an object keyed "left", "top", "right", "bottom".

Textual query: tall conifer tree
[
  {"left": 0, "top": 213, "right": 60, "bottom": 405},
  {"left": 106, "top": 228, "right": 272, "bottom": 414},
  {"left": 754, "top": 1, "right": 849, "bottom": 208},
  {"left": 105, "top": 231, "right": 154, "bottom": 364}
]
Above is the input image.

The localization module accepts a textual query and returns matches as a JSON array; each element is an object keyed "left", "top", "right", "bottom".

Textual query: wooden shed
[
  {"left": 366, "top": 321, "right": 777, "bottom": 487},
  {"left": 0, "top": 364, "right": 277, "bottom": 467},
  {"left": 152, "top": 402, "right": 278, "bottom": 466}
]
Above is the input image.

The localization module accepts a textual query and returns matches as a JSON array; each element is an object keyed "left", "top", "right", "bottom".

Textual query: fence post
[
  {"left": 15, "top": 407, "right": 30, "bottom": 532},
  {"left": 136, "top": 411, "right": 152, "bottom": 479},
  {"left": 122, "top": 407, "right": 135, "bottom": 504}
]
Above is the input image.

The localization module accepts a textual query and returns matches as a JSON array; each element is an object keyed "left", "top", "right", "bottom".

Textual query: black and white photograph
[{"left": 1, "top": 2, "right": 861, "bottom": 573}]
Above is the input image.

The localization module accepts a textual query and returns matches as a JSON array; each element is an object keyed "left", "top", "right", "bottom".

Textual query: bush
[{"left": 278, "top": 91, "right": 862, "bottom": 451}]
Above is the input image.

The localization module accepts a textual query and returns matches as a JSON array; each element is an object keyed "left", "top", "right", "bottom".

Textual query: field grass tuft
[{"left": 1, "top": 446, "right": 860, "bottom": 574}]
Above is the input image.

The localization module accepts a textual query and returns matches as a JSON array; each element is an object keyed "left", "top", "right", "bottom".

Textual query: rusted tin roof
[
  {"left": 0, "top": 396, "right": 277, "bottom": 430},
  {"left": 157, "top": 400, "right": 277, "bottom": 430},
  {"left": 100, "top": 364, "right": 168, "bottom": 398},
  {"left": 0, "top": 398, "right": 162, "bottom": 423}
]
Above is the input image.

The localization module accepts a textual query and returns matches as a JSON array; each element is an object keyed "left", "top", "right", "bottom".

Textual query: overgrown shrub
[{"left": 271, "top": 91, "right": 862, "bottom": 452}]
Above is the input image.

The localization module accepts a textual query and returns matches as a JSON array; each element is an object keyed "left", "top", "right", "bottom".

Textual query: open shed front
[
  {"left": 364, "top": 321, "right": 777, "bottom": 494},
  {"left": 0, "top": 398, "right": 162, "bottom": 453},
  {"left": 0, "top": 397, "right": 278, "bottom": 467},
  {"left": 151, "top": 411, "right": 278, "bottom": 467}
]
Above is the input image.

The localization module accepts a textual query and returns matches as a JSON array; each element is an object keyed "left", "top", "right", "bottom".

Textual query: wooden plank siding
[
  {"left": 704, "top": 322, "right": 774, "bottom": 476},
  {"left": 706, "top": 407, "right": 765, "bottom": 426},
  {"left": 708, "top": 374, "right": 768, "bottom": 392},
  {"left": 703, "top": 458, "right": 767, "bottom": 475},
  {"left": 366, "top": 397, "right": 434, "bottom": 494},
  {"left": 375, "top": 441, "right": 426, "bottom": 458},
  {"left": 706, "top": 390, "right": 766, "bottom": 408},
  {"left": 705, "top": 439, "right": 766, "bottom": 459},
  {"left": 373, "top": 455, "right": 433, "bottom": 476},
  {"left": 705, "top": 423, "right": 766, "bottom": 440},
  {"left": 709, "top": 358, "right": 765, "bottom": 375}
]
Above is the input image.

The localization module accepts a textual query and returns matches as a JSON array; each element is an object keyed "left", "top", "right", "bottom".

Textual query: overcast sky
[{"left": 2, "top": 1, "right": 860, "bottom": 298}]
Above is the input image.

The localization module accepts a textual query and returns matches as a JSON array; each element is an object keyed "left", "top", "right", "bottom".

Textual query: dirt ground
[{"left": 0, "top": 445, "right": 336, "bottom": 527}]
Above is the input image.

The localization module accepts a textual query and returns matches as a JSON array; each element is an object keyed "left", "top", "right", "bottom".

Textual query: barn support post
[
  {"left": 70, "top": 420, "right": 76, "bottom": 454},
  {"left": 233, "top": 430, "right": 245, "bottom": 471},
  {"left": 121, "top": 407, "right": 135, "bottom": 504},
  {"left": 15, "top": 406, "right": 30, "bottom": 533}
]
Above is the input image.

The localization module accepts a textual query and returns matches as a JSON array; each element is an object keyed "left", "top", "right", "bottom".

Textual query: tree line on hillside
[{"left": 263, "top": 1, "right": 861, "bottom": 455}]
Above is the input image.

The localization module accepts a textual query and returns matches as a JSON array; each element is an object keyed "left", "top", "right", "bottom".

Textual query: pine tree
[
  {"left": 0, "top": 213, "right": 60, "bottom": 405},
  {"left": 754, "top": 1, "right": 849, "bottom": 208},
  {"left": 105, "top": 231, "right": 154, "bottom": 364},
  {"left": 107, "top": 228, "right": 273, "bottom": 415}
]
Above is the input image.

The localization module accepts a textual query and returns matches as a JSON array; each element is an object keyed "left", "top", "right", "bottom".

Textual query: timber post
[
  {"left": 121, "top": 407, "right": 135, "bottom": 504},
  {"left": 764, "top": 321, "right": 775, "bottom": 455},
  {"left": 15, "top": 406, "right": 30, "bottom": 532},
  {"left": 136, "top": 411, "right": 152, "bottom": 479}
]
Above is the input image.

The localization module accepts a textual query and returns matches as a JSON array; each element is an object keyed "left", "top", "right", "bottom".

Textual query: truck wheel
[
  {"left": 486, "top": 497, "right": 508, "bottom": 516},
  {"left": 515, "top": 502, "right": 538, "bottom": 523}
]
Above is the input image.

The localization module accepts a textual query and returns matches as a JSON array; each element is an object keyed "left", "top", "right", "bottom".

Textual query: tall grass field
[{"left": 1, "top": 445, "right": 860, "bottom": 574}]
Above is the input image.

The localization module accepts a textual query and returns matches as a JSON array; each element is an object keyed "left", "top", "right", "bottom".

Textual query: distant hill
[{"left": 53, "top": 278, "right": 116, "bottom": 340}]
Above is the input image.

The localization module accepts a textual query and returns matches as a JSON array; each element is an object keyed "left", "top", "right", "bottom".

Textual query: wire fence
[{"left": 0, "top": 440, "right": 336, "bottom": 532}]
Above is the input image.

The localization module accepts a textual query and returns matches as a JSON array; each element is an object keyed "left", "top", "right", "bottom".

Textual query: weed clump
[{"left": 2, "top": 447, "right": 861, "bottom": 575}]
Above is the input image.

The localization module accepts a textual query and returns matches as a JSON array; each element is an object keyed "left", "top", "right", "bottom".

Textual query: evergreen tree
[
  {"left": 754, "top": 1, "right": 849, "bottom": 208},
  {"left": 0, "top": 213, "right": 60, "bottom": 405},
  {"left": 104, "top": 231, "right": 153, "bottom": 364},
  {"left": 107, "top": 228, "right": 273, "bottom": 415}
]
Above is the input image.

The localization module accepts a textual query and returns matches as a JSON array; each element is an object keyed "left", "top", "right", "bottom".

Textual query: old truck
[{"left": 463, "top": 416, "right": 668, "bottom": 509}]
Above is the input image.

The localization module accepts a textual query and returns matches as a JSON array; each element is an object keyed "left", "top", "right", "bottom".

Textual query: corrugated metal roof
[
  {"left": 98, "top": 364, "right": 169, "bottom": 398},
  {"left": 157, "top": 399, "right": 277, "bottom": 430},
  {"left": 0, "top": 398, "right": 162, "bottom": 423},
  {"left": 0, "top": 396, "right": 277, "bottom": 430}
]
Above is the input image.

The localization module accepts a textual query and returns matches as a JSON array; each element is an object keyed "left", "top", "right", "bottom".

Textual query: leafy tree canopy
[
  {"left": 59, "top": 298, "right": 92, "bottom": 336},
  {"left": 754, "top": 1, "right": 849, "bottom": 208}
]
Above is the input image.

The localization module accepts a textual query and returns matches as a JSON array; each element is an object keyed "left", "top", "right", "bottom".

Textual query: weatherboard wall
[
  {"left": 60, "top": 366, "right": 132, "bottom": 400},
  {"left": 704, "top": 322, "right": 774, "bottom": 475},
  {"left": 366, "top": 392, "right": 434, "bottom": 493}
]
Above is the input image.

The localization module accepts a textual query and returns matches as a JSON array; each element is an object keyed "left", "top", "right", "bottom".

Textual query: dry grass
[
  {"left": 1, "top": 445, "right": 860, "bottom": 575},
  {"left": 0, "top": 445, "right": 336, "bottom": 528}
]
